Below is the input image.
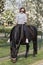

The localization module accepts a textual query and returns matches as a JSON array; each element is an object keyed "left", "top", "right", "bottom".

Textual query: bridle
[{"left": 16, "top": 24, "right": 24, "bottom": 48}]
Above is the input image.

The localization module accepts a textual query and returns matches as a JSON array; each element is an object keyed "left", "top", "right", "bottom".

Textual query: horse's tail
[{"left": 34, "top": 26, "right": 37, "bottom": 37}]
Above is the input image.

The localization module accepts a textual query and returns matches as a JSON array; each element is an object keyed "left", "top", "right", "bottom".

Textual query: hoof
[
  {"left": 11, "top": 58, "right": 16, "bottom": 63},
  {"left": 25, "top": 55, "right": 27, "bottom": 58}
]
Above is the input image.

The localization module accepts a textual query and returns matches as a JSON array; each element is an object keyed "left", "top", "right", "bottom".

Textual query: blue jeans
[
  {"left": 23, "top": 25, "right": 29, "bottom": 38},
  {"left": 15, "top": 24, "right": 29, "bottom": 39}
]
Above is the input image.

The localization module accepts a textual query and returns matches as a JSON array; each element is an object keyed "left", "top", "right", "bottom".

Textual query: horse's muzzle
[{"left": 11, "top": 58, "right": 17, "bottom": 63}]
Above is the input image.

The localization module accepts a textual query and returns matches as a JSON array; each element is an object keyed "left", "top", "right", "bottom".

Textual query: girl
[{"left": 16, "top": 7, "right": 29, "bottom": 43}]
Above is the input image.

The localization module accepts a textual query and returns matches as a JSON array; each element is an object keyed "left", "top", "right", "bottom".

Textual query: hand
[{"left": 24, "top": 22, "right": 27, "bottom": 24}]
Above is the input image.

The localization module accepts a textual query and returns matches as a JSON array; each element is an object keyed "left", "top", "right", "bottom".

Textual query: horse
[{"left": 10, "top": 25, "right": 37, "bottom": 62}]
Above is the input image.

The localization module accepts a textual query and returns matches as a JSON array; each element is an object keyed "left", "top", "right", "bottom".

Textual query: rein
[{"left": 16, "top": 25, "right": 23, "bottom": 49}]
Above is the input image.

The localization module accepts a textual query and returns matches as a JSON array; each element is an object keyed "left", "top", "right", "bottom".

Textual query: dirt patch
[{"left": 31, "top": 60, "right": 43, "bottom": 65}]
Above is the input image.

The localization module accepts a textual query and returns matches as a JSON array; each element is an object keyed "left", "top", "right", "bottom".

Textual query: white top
[{"left": 16, "top": 13, "right": 27, "bottom": 24}]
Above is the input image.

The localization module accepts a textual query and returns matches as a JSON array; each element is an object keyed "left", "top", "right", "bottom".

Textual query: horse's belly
[{"left": 20, "top": 41, "right": 29, "bottom": 45}]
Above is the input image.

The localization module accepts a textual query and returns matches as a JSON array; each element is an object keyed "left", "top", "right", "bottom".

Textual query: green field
[
  {"left": 0, "top": 38, "right": 33, "bottom": 58},
  {"left": 0, "top": 38, "right": 43, "bottom": 58},
  {"left": 0, "top": 34, "right": 43, "bottom": 65},
  {"left": 0, "top": 43, "right": 33, "bottom": 58},
  {"left": 0, "top": 46, "right": 10, "bottom": 58},
  {"left": 0, "top": 49, "right": 43, "bottom": 65}
]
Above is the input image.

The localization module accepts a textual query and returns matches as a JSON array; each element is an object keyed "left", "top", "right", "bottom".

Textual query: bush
[
  {"left": 38, "top": 31, "right": 42, "bottom": 35},
  {"left": 0, "top": 26, "right": 12, "bottom": 33}
]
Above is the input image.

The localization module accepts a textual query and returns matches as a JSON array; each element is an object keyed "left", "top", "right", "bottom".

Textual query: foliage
[
  {"left": 0, "top": 0, "right": 4, "bottom": 13},
  {"left": 25, "top": 0, "right": 43, "bottom": 27},
  {"left": 0, "top": 0, "right": 43, "bottom": 27},
  {"left": 1, "top": 10, "right": 15, "bottom": 25},
  {"left": 0, "top": 25, "right": 13, "bottom": 33}
]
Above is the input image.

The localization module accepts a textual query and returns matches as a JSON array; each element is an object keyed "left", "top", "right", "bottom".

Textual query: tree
[
  {"left": 2, "top": 10, "right": 15, "bottom": 25},
  {"left": 36, "top": 0, "right": 43, "bottom": 26},
  {"left": 0, "top": 0, "right": 4, "bottom": 13}
]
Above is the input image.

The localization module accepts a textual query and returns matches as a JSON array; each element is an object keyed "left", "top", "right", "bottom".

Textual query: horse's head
[{"left": 10, "top": 41, "right": 18, "bottom": 62}]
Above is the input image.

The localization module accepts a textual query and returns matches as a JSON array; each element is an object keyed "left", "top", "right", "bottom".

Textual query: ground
[
  {"left": 32, "top": 60, "right": 43, "bottom": 65},
  {"left": 0, "top": 48, "right": 43, "bottom": 65}
]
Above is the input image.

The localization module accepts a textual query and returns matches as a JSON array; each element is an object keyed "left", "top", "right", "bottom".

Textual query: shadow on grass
[
  {"left": 18, "top": 54, "right": 33, "bottom": 59},
  {"left": 0, "top": 44, "right": 10, "bottom": 47}
]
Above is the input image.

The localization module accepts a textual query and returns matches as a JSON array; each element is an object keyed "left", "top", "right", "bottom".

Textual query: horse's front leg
[
  {"left": 15, "top": 44, "right": 20, "bottom": 59},
  {"left": 25, "top": 44, "right": 29, "bottom": 58}
]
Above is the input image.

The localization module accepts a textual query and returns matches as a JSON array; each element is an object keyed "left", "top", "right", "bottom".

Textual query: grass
[
  {"left": 0, "top": 46, "right": 10, "bottom": 58},
  {"left": 0, "top": 49, "right": 43, "bottom": 65},
  {"left": 0, "top": 38, "right": 33, "bottom": 58},
  {"left": 0, "top": 41, "right": 43, "bottom": 58},
  {"left": 0, "top": 38, "right": 26, "bottom": 57},
  {"left": 0, "top": 44, "right": 33, "bottom": 58},
  {"left": 0, "top": 38, "right": 9, "bottom": 46},
  {"left": 0, "top": 38, "right": 10, "bottom": 57},
  {"left": 0, "top": 34, "right": 43, "bottom": 65},
  {"left": 0, "top": 38, "right": 8, "bottom": 44},
  {"left": 0, "top": 38, "right": 43, "bottom": 58}
]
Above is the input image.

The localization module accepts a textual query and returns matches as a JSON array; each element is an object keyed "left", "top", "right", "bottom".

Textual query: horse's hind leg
[
  {"left": 25, "top": 44, "right": 29, "bottom": 58},
  {"left": 33, "top": 39, "right": 37, "bottom": 56}
]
